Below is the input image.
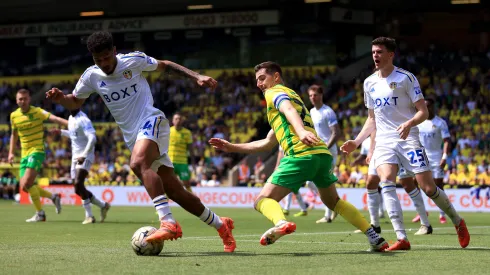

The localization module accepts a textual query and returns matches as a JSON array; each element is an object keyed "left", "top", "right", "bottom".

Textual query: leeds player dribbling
[
  {"left": 46, "top": 31, "right": 236, "bottom": 252},
  {"left": 341, "top": 37, "right": 469, "bottom": 250}
]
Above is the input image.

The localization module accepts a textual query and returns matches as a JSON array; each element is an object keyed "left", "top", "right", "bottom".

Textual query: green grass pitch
[{"left": 0, "top": 200, "right": 488, "bottom": 275}]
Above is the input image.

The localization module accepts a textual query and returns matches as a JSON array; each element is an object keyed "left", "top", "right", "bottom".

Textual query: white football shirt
[
  {"left": 66, "top": 111, "right": 96, "bottom": 159},
  {"left": 418, "top": 115, "right": 450, "bottom": 161},
  {"left": 310, "top": 104, "right": 338, "bottom": 153},
  {"left": 73, "top": 51, "right": 163, "bottom": 146},
  {"left": 364, "top": 67, "right": 424, "bottom": 142}
]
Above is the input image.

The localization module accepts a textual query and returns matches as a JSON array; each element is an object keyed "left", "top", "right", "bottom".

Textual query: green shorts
[
  {"left": 20, "top": 152, "right": 45, "bottom": 178},
  {"left": 174, "top": 163, "right": 191, "bottom": 181},
  {"left": 267, "top": 153, "right": 337, "bottom": 193}
]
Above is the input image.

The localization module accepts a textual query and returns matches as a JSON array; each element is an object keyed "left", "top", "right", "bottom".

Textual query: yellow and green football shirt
[
  {"left": 168, "top": 126, "right": 192, "bottom": 164},
  {"left": 264, "top": 84, "right": 330, "bottom": 157},
  {"left": 10, "top": 106, "right": 50, "bottom": 158}
]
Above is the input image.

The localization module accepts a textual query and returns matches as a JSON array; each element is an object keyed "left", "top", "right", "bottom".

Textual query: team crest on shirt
[
  {"left": 389, "top": 82, "right": 398, "bottom": 90},
  {"left": 123, "top": 70, "right": 132, "bottom": 80}
]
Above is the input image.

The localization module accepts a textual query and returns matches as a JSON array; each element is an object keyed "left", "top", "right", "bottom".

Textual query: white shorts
[
  {"left": 368, "top": 157, "right": 377, "bottom": 176},
  {"left": 373, "top": 139, "right": 431, "bottom": 175},
  {"left": 70, "top": 157, "right": 93, "bottom": 179},
  {"left": 398, "top": 162, "right": 443, "bottom": 179},
  {"left": 127, "top": 115, "right": 174, "bottom": 172}
]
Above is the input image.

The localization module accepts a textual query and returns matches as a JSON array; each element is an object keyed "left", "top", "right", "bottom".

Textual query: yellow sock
[
  {"left": 28, "top": 186, "right": 43, "bottom": 212},
  {"left": 185, "top": 186, "right": 193, "bottom": 193},
  {"left": 37, "top": 185, "right": 53, "bottom": 199},
  {"left": 256, "top": 198, "right": 286, "bottom": 225},
  {"left": 334, "top": 199, "right": 370, "bottom": 233}
]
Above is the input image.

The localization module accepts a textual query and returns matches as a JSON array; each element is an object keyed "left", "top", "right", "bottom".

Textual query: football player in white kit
[
  {"left": 307, "top": 85, "right": 341, "bottom": 223},
  {"left": 341, "top": 37, "right": 469, "bottom": 250},
  {"left": 51, "top": 109, "right": 110, "bottom": 224},
  {"left": 46, "top": 31, "right": 236, "bottom": 252},
  {"left": 401, "top": 98, "right": 451, "bottom": 224}
]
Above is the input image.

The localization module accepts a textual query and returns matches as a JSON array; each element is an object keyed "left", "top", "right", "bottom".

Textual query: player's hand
[
  {"left": 76, "top": 157, "right": 86, "bottom": 165},
  {"left": 439, "top": 158, "right": 447, "bottom": 169},
  {"left": 366, "top": 151, "right": 373, "bottom": 164},
  {"left": 8, "top": 153, "right": 14, "bottom": 166},
  {"left": 396, "top": 121, "right": 412, "bottom": 140},
  {"left": 209, "top": 138, "right": 234, "bottom": 152},
  {"left": 298, "top": 130, "right": 319, "bottom": 146},
  {"left": 340, "top": 140, "right": 358, "bottom": 155},
  {"left": 197, "top": 75, "right": 218, "bottom": 91},
  {"left": 46, "top": 87, "right": 65, "bottom": 103},
  {"left": 50, "top": 129, "right": 61, "bottom": 135}
]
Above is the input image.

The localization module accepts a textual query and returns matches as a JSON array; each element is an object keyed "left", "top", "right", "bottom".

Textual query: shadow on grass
[{"left": 156, "top": 250, "right": 398, "bottom": 257}]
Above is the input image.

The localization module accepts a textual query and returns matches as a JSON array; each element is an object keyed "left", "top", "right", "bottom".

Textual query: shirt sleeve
[
  {"left": 120, "top": 51, "right": 158, "bottom": 72},
  {"left": 363, "top": 80, "right": 374, "bottom": 109},
  {"left": 440, "top": 119, "right": 450, "bottom": 139},
  {"left": 326, "top": 109, "right": 338, "bottom": 127},
  {"left": 406, "top": 74, "right": 424, "bottom": 103},
  {"left": 80, "top": 117, "right": 96, "bottom": 135},
  {"left": 73, "top": 68, "right": 95, "bottom": 99},
  {"left": 265, "top": 90, "right": 291, "bottom": 110},
  {"left": 39, "top": 108, "right": 51, "bottom": 121}
]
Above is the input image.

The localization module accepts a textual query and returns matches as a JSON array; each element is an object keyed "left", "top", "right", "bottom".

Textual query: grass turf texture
[{"left": 0, "top": 200, "right": 488, "bottom": 275}]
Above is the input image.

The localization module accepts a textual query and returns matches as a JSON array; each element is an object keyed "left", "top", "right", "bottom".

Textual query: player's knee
[
  {"left": 253, "top": 195, "right": 267, "bottom": 210},
  {"left": 129, "top": 157, "right": 148, "bottom": 175}
]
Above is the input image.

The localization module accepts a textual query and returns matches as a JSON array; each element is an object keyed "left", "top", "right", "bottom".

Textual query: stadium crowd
[{"left": 0, "top": 46, "right": 488, "bottom": 196}]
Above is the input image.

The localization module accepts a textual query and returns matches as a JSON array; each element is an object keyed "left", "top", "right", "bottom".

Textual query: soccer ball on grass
[{"left": 131, "top": 226, "right": 164, "bottom": 256}]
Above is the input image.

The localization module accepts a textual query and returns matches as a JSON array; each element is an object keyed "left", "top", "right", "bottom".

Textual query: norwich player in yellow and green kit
[
  {"left": 169, "top": 113, "right": 194, "bottom": 192},
  {"left": 8, "top": 89, "right": 68, "bottom": 222},
  {"left": 209, "top": 62, "right": 388, "bottom": 252}
]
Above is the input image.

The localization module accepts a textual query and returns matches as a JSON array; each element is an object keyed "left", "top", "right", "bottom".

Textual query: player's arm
[
  {"left": 275, "top": 148, "right": 284, "bottom": 169},
  {"left": 47, "top": 114, "right": 68, "bottom": 127},
  {"left": 440, "top": 120, "right": 451, "bottom": 168},
  {"left": 341, "top": 109, "right": 376, "bottom": 155},
  {"left": 352, "top": 153, "right": 367, "bottom": 166},
  {"left": 46, "top": 89, "right": 86, "bottom": 110},
  {"left": 8, "top": 129, "right": 18, "bottom": 165},
  {"left": 326, "top": 124, "right": 340, "bottom": 149},
  {"left": 209, "top": 129, "right": 278, "bottom": 153},
  {"left": 188, "top": 143, "right": 195, "bottom": 166},
  {"left": 278, "top": 100, "right": 319, "bottom": 146},
  {"left": 397, "top": 99, "right": 428, "bottom": 140},
  {"left": 77, "top": 120, "right": 96, "bottom": 163},
  {"left": 156, "top": 60, "right": 217, "bottom": 90}
]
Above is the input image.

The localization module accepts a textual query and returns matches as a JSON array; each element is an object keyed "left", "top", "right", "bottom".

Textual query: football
[{"left": 131, "top": 226, "right": 164, "bottom": 256}]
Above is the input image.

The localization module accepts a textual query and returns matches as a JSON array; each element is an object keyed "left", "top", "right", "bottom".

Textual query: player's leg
[
  {"left": 366, "top": 175, "right": 382, "bottom": 230},
  {"left": 399, "top": 172, "right": 431, "bottom": 235},
  {"left": 175, "top": 164, "right": 193, "bottom": 193},
  {"left": 254, "top": 182, "right": 296, "bottom": 246},
  {"left": 293, "top": 191, "right": 308, "bottom": 217},
  {"left": 316, "top": 154, "right": 338, "bottom": 224},
  {"left": 21, "top": 165, "right": 45, "bottom": 222},
  {"left": 157, "top": 164, "right": 236, "bottom": 252},
  {"left": 433, "top": 166, "right": 447, "bottom": 224},
  {"left": 283, "top": 192, "right": 293, "bottom": 215},
  {"left": 76, "top": 159, "right": 110, "bottom": 223},
  {"left": 74, "top": 168, "right": 95, "bottom": 224},
  {"left": 398, "top": 142, "right": 469, "bottom": 248},
  {"left": 130, "top": 138, "right": 180, "bottom": 243},
  {"left": 27, "top": 153, "right": 62, "bottom": 214}
]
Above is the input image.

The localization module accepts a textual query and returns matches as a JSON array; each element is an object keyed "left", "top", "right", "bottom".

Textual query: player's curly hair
[
  {"left": 372, "top": 37, "right": 397, "bottom": 52},
  {"left": 86, "top": 31, "right": 113, "bottom": 53}
]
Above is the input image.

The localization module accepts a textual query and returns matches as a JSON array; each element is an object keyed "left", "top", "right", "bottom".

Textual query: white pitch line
[
  {"left": 184, "top": 225, "right": 490, "bottom": 240},
  {"left": 182, "top": 238, "right": 490, "bottom": 250}
]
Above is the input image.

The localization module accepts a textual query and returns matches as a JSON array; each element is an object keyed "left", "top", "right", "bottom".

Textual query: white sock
[
  {"left": 153, "top": 195, "right": 175, "bottom": 223},
  {"left": 83, "top": 199, "right": 93, "bottom": 218},
  {"left": 307, "top": 181, "right": 319, "bottom": 194},
  {"left": 90, "top": 196, "right": 105, "bottom": 208},
  {"left": 379, "top": 191, "right": 385, "bottom": 216},
  {"left": 408, "top": 188, "right": 430, "bottom": 227},
  {"left": 380, "top": 181, "right": 407, "bottom": 240},
  {"left": 325, "top": 207, "right": 333, "bottom": 219},
  {"left": 365, "top": 227, "right": 381, "bottom": 244},
  {"left": 440, "top": 210, "right": 445, "bottom": 217},
  {"left": 295, "top": 192, "right": 307, "bottom": 212},
  {"left": 199, "top": 207, "right": 223, "bottom": 230},
  {"left": 429, "top": 188, "right": 461, "bottom": 225},
  {"left": 367, "top": 189, "right": 380, "bottom": 227},
  {"left": 285, "top": 193, "right": 293, "bottom": 211}
]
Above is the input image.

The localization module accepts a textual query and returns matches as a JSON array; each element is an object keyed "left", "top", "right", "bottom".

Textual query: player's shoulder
[
  {"left": 394, "top": 67, "right": 416, "bottom": 83},
  {"left": 80, "top": 65, "right": 100, "bottom": 81},
  {"left": 182, "top": 127, "right": 192, "bottom": 134},
  {"left": 322, "top": 104, "right": 336, "bottom": 114},
  {"left": 433, "top": 116, "right": 448, "bottom": 126},
  {"left": 10, "top": 108, "right": 22, "bottom": 120},
  {"left": 363, "top": 72, "right": 378, "bottom": 88},
  {"left": 119, "top": 51, "right": 147, "bottom": 59}
]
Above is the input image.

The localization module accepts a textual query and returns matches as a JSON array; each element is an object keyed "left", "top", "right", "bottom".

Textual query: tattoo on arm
[{"left": 163, "top": 61, "right": 200, "bottom": 80}]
